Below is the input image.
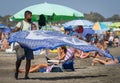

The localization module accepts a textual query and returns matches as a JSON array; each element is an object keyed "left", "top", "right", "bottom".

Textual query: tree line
[
  {"left": 84, "top": 12, "right": 120, "bottom": 22},
  {"left": 0, "top": 12, "right": 120, "bottom": 26}
]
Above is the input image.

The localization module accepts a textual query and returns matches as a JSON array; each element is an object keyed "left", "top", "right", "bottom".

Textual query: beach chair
[
  {"left": 44, "top": 54, "right": 64, "bottom": 72},
  {"left": 45, "top": 47, "right": 75, "bottom": 72},
  {"left": 5, "top": 43, "right": 15, "bottom": 54},
  {"left": 48, "top": 59, "right": 74, "bottom": 72}
]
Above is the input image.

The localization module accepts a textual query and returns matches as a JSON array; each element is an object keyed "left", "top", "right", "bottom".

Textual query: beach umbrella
[
  {"left": 101, "top": 22, "right": 112, "bottom": 27},
  {"left": 40, "top": 26, "right": 61, "bottom": 32},
  {"left": 113, "top": 28, "right": 120, "bottom": 31},
  {"left": 0, "top": 24, "right": 8, "bottom": 32},
  {"left": 10, "top": 2, "right": 84, "bottom": 22},
  {"left": 92, "top": 22, "right": 109, "bottom": 34},
  {"left": 1, "top": 27, "right": 12, "bottom": 33},
  {"left": 63, "top": 19, "right": 94, "bottom": 37},
  {"left": 109, "top": 22, "right": 120, "bottom": 28},
  {"left": 0, "top": 23, "right": 12, "bottom": 33},
  {"left": 62, "top": 19, "right": 94, "bottom": 29},
  {"left": 82, "top": 28, "right": 95, "bottom": 37},
  {"left": 8, "top": 30, "right": 114, "bottom": 59},
  {"left": 0, "top": 23, "right": 6, "bottom": 28}
]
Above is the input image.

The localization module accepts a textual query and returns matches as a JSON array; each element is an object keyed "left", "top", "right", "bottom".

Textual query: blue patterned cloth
[
  {"left": 8, "top": 30, "right": 114, "bottom": 60},
  {"left": 9, "top": 30, "right": 88, "bottom": 50}
]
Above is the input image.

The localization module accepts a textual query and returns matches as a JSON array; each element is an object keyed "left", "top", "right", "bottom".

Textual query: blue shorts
[
  {"left": 38, "top": 68, "right": 46, "bottom": 73},
  {"left": 17, "top": 48, "right": 34, "bottom": 60}
]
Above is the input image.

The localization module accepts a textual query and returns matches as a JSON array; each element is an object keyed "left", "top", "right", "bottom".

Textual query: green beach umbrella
[
  {"left": 10, "top": 2, "right": 84, "bottom": 22},
  {"left": 110, "top": 22, "right": 120, "bottom": 28}
]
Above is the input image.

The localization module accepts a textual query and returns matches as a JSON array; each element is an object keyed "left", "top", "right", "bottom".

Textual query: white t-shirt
[{"left": 16, "top": 20, "right": 31, "bottom": 31}]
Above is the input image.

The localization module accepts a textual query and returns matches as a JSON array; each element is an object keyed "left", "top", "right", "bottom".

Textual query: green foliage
[
  {"left": 84, "top": 12, "right": 105, "bottom": 22},
  {"left": 106, "top": 14, "right": 120, "bottom": 22},
  {"left": 0, "top": 15, "right": 18, "bottom": 26},
  {"left": 84, "top": 12, "right": 120, "bottom": 22}
]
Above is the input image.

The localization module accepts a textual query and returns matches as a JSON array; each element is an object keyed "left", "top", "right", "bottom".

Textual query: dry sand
[{"left": 0, "top": 47, "right": 120, "bottom": 83}]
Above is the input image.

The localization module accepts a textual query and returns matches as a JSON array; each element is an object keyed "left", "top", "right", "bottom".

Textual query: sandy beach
[{"left": 0, "top": 47, "right": 120, "bottom": 83}]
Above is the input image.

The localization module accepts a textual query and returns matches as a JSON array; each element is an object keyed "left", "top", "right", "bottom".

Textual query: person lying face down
[
  {"left": 74, "top": 49, "right": 90, "bottom": 59},
  {"left": 91, "top": 56, "right": 120, "bottom": 66}
]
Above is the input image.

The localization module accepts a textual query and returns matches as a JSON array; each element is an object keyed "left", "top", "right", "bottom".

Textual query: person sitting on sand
[
  {"left": 113, "top": 36, "right": 119, "bottom": 47},
  {"left": 93, "top": 40, "right": 110, "bottom": 58},
  {"left": 1, "top": 32, "right": 10, "bottom": 50},
  {"left": 91, "top": 56, "right": 120, "bottom": 66}
]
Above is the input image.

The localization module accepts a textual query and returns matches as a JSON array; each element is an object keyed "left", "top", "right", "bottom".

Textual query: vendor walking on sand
[{"left": 12, "top": 10, "right": 34, "bottom": 79}]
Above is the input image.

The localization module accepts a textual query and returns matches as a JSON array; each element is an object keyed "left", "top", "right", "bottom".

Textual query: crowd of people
[
  {"left": 0, "top": 10, "right": 120, "bottom": 80},
  {"left": 65, "top": 28, "right": 120, "bottom": 65}
]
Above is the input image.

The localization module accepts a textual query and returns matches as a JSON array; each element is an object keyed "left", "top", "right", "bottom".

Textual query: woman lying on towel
[
  {"left": 75, "top": 40, "right": 112, "bottom": 59},
  {"left": 19, "top": 46, "right": 75, "bottom": 73},
  {"left": 91, "top": 56, "right": 120, "bottom": 66}
]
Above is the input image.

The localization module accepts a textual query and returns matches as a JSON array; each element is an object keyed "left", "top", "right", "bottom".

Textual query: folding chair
[{"left": 45, "top": 48, "right": 75, "bottom": 72}]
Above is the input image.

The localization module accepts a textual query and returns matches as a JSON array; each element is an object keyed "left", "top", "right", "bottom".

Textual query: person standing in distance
[{"left": 12, "top": 10, "right": 34, "bottom": 79}]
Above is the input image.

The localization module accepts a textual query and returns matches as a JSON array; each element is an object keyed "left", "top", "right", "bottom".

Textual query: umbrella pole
[
  {"left": 45, "top": 48, "right": 49, "bottom": 57},
  {"left": 45, "top": 48, "right": 52, "bottom": 64}
]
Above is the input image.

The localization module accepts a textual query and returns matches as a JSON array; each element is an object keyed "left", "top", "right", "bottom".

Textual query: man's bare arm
[{"left": 12, "top": 27, "right": 21, "bottom": 32}]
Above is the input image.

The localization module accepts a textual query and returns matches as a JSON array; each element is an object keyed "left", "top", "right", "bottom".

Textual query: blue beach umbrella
[
  {"left": 0, "top": 23, "right": 6, "bottom": 28},
  {"left": 8, "top": 30, "right": 114, "bottom": 59},
  {"left": 0, "top": 24, "right": 8, "bottom": 33},
  {"left": 62, "top": 19, "right": 94, "bottom": 29},
  {"left": 2, "top": 27, "right": 12, "bottom": 33},
  {"left": 101, "top": 22, "right": 112, "bottom": 27},
  {"left": 82, "top": 28, "right": 95, "bottom": 37}
]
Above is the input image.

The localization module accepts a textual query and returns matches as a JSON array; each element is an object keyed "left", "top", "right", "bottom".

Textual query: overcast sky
[{"left": 0, "top": 0, "right": 120, "bottom": 18}]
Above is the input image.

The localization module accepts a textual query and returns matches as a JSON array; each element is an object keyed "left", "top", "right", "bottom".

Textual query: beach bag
[
  {"left": 51, "top": 67, "right": 63, "bottom": 72},
  {"left": 13, "top": 42, "right": 25, "bottom": 57},
  {"left": 51, "top": 63, "right": 63, "bottom": 72},
  {"left": 62, "top": 60, "right": 74, "bottom": 71},
  {"left": 13, "top": 21, "right": 25, "bottom": 57}
]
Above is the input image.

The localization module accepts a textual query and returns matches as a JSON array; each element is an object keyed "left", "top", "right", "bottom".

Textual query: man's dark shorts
[{"left": 17, "top": 48, "right": 34, "bottom": 60}]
